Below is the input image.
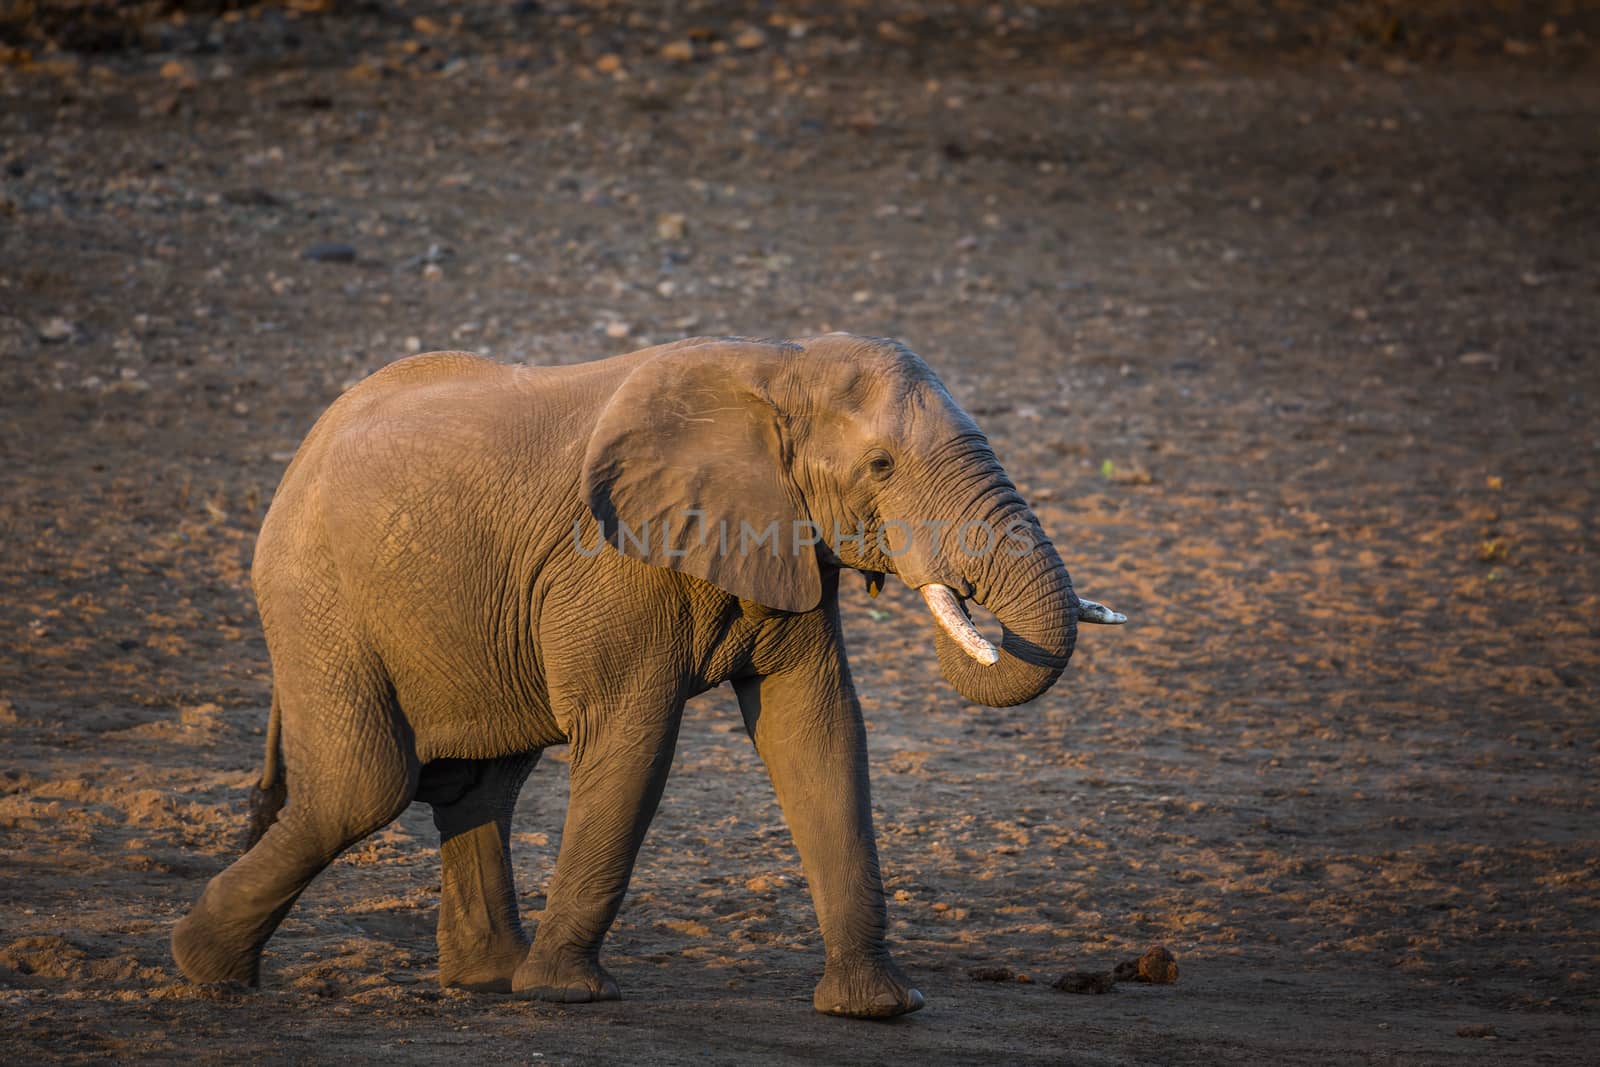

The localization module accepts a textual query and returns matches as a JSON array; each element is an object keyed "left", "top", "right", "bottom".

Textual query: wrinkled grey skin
[{"left": 171, "top": 333, "right": 1091, "bottom": 1019}]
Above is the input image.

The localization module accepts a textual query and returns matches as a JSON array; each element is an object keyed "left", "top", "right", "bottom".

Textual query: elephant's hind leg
[
  {"left": 172, "top": 672, "right": 418, "bottom": 986},
  {"left": 423, "top": 753, "right": 540, "bottom": 992}
]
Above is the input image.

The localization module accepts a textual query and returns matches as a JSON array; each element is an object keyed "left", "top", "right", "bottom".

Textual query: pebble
[
  {"left": 38, "top": 317, "right": 74, "bottom": 343},
  {"left": 222, "top": 187, "right": 284, "bottom": 208},
  {"left": 661, "top": 40, "right": 695, "bottom": 62},
  {"left": 303, "top": 242, "right": 357, "bottom": 263},
  {"left": 734, "top": 27, "right": 767, "bottom": 50},
  {"left": 656, "top": 212, "right": 688, "bottom": 241}
]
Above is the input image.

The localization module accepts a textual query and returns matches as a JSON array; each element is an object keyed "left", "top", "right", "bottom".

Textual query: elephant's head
[{"left": 582, "top": 333, "right": 1123, "bottom": 707}]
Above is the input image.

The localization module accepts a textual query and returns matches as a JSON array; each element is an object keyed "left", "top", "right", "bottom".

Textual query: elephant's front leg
[
  {"left": 424, "top": 753, "right": 540, "bottom": 992},
  {"left": 511, "top": 695, "right": 683, "bottom": 1003},
  {"left": 733, "top": 661, "right": 924, "bottom": 1019}
]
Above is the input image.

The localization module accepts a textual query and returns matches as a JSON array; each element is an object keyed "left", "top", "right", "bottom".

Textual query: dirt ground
[{"left": 2, "top": 2, "right": 1597, "bottom": 1063}]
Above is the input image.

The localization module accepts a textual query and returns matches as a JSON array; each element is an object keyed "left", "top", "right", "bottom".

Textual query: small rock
[
  {"left": 594, "top": 53, "right": 622, "bottom": 74},
  {"left": 967, "top": 966, "right": 1014, "bottom": 983},
  {"left": 38, "top": 317, "right": 75, "bottom": 343},
  {"left": 1113, "top": 945, "right": 1179, "bottom": 985},
  {"left": 1456, "top": 1024, "right": 1497, "bottom": 1039},
  {"left": 603, "top": 321, "right": 631, "bottom": 339},
  {"left": 1458, "top": 351, "right": 1498, "bottom": 367},
  {"left": 878, "top": 20, "right": 916, "bottom": 45},
  {"left": 222, "top": 188, "right": 284, "bottom": 208},
  {"left": 303, "top": 242, "right": 357, "bottom": 263},
  {"left": 734, "top": 27, "right": 767, "bottom": 50},
  {"left": 421, "top": 263, "right": 445, "bottom": 282},
  {"left": 661, "top": 40, "right": 695, "bottom": 62},
  {"left": 656, "top": 212, "right": 688, "bottom": 241},
  {"left": 1053, "top": 971, "right": 1116, "bottom": 994}
]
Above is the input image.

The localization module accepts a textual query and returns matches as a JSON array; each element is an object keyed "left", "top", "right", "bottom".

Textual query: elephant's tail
[{"left": 242, "top": 689, "right": 287, "bottom": 852}]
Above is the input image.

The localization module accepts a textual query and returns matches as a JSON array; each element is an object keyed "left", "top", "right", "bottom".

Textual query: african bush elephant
[{"left": 171, "top": 332, "right": 1124, "bottom": 1018}]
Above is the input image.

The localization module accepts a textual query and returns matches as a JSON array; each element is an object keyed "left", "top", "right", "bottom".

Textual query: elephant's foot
[
  {"left": 171, "top": 904, "right": 262, "bottom": 987},
  {"left": 511, "top": 947, "right": 620, "bottom": 1003},
  {"left": 438, "top": 942, "right": 531, "bottom": 994},
  {"left": 813, "top": 955, "right": 924, "bottom": 1019}
]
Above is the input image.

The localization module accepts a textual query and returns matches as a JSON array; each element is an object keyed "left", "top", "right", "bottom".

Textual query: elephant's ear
[{"left": 581, "top": 340, "right": 821, "bottom": 613}]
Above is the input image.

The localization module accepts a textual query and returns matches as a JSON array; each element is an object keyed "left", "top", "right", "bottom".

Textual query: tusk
[
  {"left": 1077, "top": 598, "right": 1127, "bottom": 625},
  {"left": 920, "top": 584, "right": 999, "bottom": 666}
]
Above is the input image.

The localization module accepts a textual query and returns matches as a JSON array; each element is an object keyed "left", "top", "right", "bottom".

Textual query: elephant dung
[
  {"left": 1052, "top": 970, "right": 1117, "bottom": 995},
  {"left": 1112, "top": 945, "right": 1179, "bottom": 985}
]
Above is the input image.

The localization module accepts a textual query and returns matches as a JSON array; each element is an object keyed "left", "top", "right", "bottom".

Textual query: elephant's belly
[{"left": 392, "top": 671, "right": 567, "bottom": 762}]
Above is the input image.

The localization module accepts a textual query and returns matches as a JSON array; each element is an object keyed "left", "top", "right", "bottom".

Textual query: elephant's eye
[{"left": 865, "top": 451, "right": 895, "bottom": 481}]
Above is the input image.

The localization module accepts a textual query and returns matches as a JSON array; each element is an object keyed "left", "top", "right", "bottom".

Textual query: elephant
[{"left": 170, "top": 332, "right": 1124, "bottom": 1019}]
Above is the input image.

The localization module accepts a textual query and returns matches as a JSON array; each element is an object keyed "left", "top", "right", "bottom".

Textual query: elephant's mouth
[{"left": 919, "top": 582, "right": 1127, "bottom": 668}]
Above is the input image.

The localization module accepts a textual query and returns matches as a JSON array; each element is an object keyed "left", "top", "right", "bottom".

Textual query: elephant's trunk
[{"left": 926, "top": 495, "right": 1078, "bottom": 708}]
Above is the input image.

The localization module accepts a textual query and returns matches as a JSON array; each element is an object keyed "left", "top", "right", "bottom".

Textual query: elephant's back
[
  {"left": 255, "top": 353, "right": 516, "bottom": 560},
  {"left": 257, "top": 339, "right": 728, "bottom": 562},
  {"left": 251, "top": 350, "right": 618, "bottom": 750},
  {"left": 258, "top": 351, "right": 596, "bottom": 579}
]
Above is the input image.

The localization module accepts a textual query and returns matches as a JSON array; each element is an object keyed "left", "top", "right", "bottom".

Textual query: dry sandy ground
[{"left": 1, "top": 2, "right": 1597, "bottom": 1063}]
